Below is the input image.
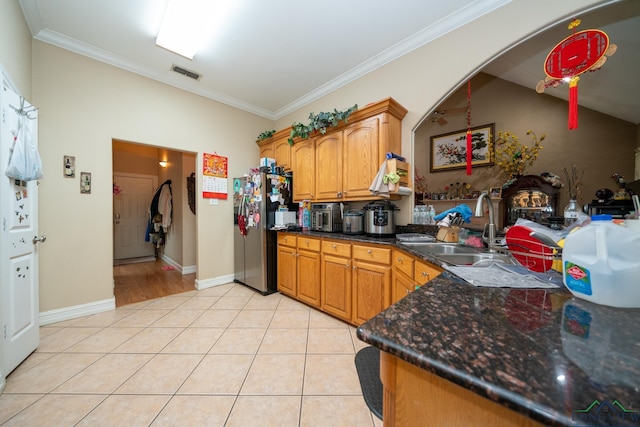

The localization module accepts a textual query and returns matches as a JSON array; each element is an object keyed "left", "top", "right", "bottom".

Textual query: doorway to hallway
[{"left": 112, "top": 140, "right": 197, "bottom": 306}]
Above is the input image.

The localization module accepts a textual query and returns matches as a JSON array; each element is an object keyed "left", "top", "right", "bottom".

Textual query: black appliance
[{"left": 585, "top": 199, "right": 634, "bottom": 219}]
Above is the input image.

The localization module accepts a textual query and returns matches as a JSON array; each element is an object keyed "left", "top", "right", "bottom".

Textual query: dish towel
[
  {"left": 368, "top": 160, "right": 390, "bottom": 198},
  {"left": 434, "top": 205, "right": 473, "bottom": 223}
]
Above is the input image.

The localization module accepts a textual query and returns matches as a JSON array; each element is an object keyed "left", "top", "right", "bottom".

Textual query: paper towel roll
[{"left": 396, "top": 186, "right": 412, "bottom": 196}]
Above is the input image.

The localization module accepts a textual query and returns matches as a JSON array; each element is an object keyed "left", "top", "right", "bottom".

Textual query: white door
[
  {"left": 1, "top": 77, "right": 40, "bottom": 375},
  {"left": 113, "top": 173, "right": 157, "bottom": 260}
]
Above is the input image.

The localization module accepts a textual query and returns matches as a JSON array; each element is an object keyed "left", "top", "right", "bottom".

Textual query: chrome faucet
[{"left": 475, "top": 191, "right": 497, "bottom": 250}]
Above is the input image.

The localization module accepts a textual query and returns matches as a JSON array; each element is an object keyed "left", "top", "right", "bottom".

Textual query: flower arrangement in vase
[{"left": 494, "top": 130, "right": 545, "bottom": 183}]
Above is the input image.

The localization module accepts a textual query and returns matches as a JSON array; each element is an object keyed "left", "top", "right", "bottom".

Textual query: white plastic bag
[{"left": 5, "top": 116, "right": 43, "bottom": 181}]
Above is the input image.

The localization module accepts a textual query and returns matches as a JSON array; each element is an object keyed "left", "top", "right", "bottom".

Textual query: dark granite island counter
[{"left": 357, "top": 271, "right": 640, "bottom": 427}]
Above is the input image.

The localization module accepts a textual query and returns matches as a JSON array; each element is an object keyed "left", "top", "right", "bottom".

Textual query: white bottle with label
[{"left": 562, "top": 214, "right": 640, "bottom": 307}]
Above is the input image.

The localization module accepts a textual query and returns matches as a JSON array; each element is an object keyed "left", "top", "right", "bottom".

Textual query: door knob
[{"left": 32, "top": 235, "right": 46, "bottom": 244}]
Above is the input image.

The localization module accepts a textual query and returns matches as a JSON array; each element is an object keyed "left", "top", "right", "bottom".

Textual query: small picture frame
[
  {"left": 489, "top": 187, "right": 502, "bottom": 199},
  {"left": 63, "top": 155, "right": 76, "bottom": 178},
  {"left": 80, "top": 172, "right": 91, "bottom": 194},
  {"left": 471, "top": 190, "right": 480, "bottom": 199}
]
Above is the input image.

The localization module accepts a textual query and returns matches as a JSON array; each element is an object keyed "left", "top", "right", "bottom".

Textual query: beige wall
[
  {"left": 2, "top": 0, "right": 612, "bottom": 315},
  {"left": 414, "top": 73, "right": 637, "bottom": 210},
  {"left": 32, "top": 41, "right": 272, "bottom": 312},
  {"left": 275, "top": 0, "right": 613, "bottom": 224},
  {"left": 0, "top": 0, "right": 32, "bottom": 97}
]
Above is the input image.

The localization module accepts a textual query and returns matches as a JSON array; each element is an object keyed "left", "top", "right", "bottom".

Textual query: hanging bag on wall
[{"left": 5, "top": 116, "right": 43, "bottom": 182}]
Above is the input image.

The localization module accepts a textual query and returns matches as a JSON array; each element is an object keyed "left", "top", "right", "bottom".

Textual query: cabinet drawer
[
  {"left": 414, "top": 261, "right": 442, "bottom": 284},
  {"left": 297, "top": 236, "right": 321, "bottom": 252},
  {"left": 322, "top": 240, "right": 351, "bottom": 257},
  {"left": 352, "top": 244, "right": 391, "bottom": 265},
  {"left": 278, "top": 233, "right": 297, "bottom": 248},
  {"left": 392, "top": 250, "right": 414, "bottom": 277}
]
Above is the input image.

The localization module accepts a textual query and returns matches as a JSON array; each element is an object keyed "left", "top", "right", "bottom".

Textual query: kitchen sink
[
  {"left": 435, "top": 252, "right": 517, "bottom": 266},
  {"left": 398, "top": 242, "right": 478, "bottom": 255}
]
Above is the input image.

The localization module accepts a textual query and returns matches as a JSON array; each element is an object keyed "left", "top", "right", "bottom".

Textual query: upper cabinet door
[
  {"left": 315, "top": 132, "right": 344, "bottom": 200},
  {"left": 342, "top": 116, "right": 380, "bottom": 199},
  {"left": 273, "top": 129, "right": 292, "bottom": 171},
  {"left": 292, "top": 139, "right": 316, "bottom": 201}
]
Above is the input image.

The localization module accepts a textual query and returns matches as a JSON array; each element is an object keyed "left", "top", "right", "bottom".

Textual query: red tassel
[
  {"left": 568, "top": 76, "right": 579, "bottom": 129},
  {"left": 466, "top": 81, "right": 472, "bottom": 175},
  {"left": 466, "top": 130, "right": 472, "bottom": 175}
]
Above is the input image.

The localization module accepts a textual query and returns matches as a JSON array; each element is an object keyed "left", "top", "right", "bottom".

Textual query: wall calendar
[{"left": 202, "top": 152, "right": 228, "bottom": 199}]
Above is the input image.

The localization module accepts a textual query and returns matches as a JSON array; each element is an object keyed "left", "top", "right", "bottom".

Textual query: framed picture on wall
[
  {"left": 430, "top": 123, "right": 495, "bottom": 172},
  {"left": 63, "top": 155, "right": 75, "bottom": 178},
  {"left": 80, "top": 172, "right": 91, "bottom": 194},
  {"left": 489, "top": 187, "right": 502, "bottom": 199}
]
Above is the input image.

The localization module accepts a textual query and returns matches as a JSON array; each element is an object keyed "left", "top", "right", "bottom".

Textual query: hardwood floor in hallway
[{"left": 113, "top": 259, "right": 196, "bottom": 307}]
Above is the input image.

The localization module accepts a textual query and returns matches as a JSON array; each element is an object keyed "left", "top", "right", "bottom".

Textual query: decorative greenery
[
  {"left": 288, "top": 104, "right": 358, "bottom": 145},
  {"left": 494, "top": 130, "right": 545, "bottom": 181},
  {"left": 256, "top": 130, "right": 276, "bottom": 141}
]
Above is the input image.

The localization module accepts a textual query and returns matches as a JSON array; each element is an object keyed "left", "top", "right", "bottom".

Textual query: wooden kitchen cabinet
[
  {"left": 321, "top": 240, "right": 353, "bottom": 322},
  {"left": 284, "top": 98, "right": 407, "bottom": 202},
  {"left": 296, "top": 236, "right": 321, "bottom": 306},
  {"left": 273, "top": 128, "right": 292, "bottom": 171},
  {"left": 391, "top": 249, "right": 442, "bottom": 305},
  {"left": 342, "top": 116, "right": 381, "bottom": 200},
  {"left": 277, "top": 234, "right": 297, "bottom": 298},
  {"left": 351, "top": 244, "right": 391, "bottom": 325},
  {"left": 291, "top": 138, "right": 315, "bottom": 200},
  {"left": 258, "top": 137, "right": 274, "bottom": 160},
  {"left": 315, "top": 132, "right": 344, "bottom": 200}
]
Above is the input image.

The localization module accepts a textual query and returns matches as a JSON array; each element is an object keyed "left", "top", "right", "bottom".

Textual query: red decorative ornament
[
  {"left": 537, "top": 19, "right": 616, "bottom": 130},
  {"left": 466, "top": 80, "right": 472, "bottom": 175}
]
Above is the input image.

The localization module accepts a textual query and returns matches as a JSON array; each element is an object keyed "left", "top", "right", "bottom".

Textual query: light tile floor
[{"left": 0, "top": 283, "right": 383, "bottom": 427}]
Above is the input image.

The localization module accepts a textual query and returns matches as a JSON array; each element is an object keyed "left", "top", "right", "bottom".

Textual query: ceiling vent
[{"left": 171, "top": 64, "right": 201, "bottom": 81}]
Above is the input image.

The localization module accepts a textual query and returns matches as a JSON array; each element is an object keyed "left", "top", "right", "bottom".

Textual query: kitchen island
[{"left": 357, "top": 270, "right": 640, "bottom": 426}]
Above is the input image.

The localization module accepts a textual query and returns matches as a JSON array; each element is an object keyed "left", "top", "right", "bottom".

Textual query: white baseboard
[
  {"left": 160, "top": 255, "right": 196, "bottom": 275},
  {"left": 39, "top": 298, "right": 116, "bottom": 326},
  {"left": 195, "top": 274, "right": 235, "bottom": 290}
]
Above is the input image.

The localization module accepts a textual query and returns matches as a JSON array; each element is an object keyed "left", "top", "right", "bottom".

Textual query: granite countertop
[
  {"left": 357, "top": 272, "right": 640, "bottom": 426},
  {"left": 278, "top": 228, "right": 640, "bottom": 426}
]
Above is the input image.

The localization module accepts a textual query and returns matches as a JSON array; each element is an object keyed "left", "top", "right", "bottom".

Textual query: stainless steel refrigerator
[{"left": 233, "top": 170, "right": 295, "bottom": 294}]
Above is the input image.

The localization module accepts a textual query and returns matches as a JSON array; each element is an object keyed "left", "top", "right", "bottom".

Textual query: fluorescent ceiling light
[{"left": 156, "top": 0, "right": 217, "bottom": 59}]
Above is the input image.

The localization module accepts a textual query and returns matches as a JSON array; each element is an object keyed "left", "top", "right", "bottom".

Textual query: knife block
[{"left": 436, "top": 226, "right": 460, "bottom": 243}]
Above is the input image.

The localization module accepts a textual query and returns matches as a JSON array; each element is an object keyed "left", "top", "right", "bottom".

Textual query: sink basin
[
  {"left": 398, "top": 242, "right": 478, "bottom": 255},
  {"left": 435, "top": 252, "right": 517, "bottom": 266}
]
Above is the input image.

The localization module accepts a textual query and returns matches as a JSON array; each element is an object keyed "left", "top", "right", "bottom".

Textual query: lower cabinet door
[
  {"left": 297, "top": 248, "right": 321, "bottom": 307},
  {"left": 352, "top": 260, "right": 390, "bottom": 325},
  {"left": 391, "top": 268, "right": 416, "bottom": 305},
  {"left": 277, "top": 245, "right": 297, "bottom": 297},
  {"left": 321, "top": 254, "right": 352, "bottom": 322}
]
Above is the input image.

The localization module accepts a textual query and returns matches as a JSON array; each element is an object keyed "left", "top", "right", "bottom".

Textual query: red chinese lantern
[{"left": 537, "top": 19, "right": 616, "bottom": 130}]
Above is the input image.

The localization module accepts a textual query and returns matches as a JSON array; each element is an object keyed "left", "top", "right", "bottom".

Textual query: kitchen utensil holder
[{"left": 436, "top": 226, "right": 460, "bottom": 243}]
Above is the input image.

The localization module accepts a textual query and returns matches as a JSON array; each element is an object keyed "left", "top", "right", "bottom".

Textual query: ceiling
[{"left": 18, "top": 0, "right": 640, "bottom": 124}]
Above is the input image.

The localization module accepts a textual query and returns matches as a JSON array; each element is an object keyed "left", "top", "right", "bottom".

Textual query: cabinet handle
[
  {"left": 397, "top": 257, "right": 403, "bottom": 263},
  {"left": 337, "top": 191, "right": 342, "bottom": 198},
  {"left": 406, "top": 289, "right": 410, "bottom": 294},
  {"left": 332, "top": 244, "right": 337, "bottom": 249},
  {"left": 421, "top": 272, "right": 429, "bottom": 279},
  {"left": 367, "top": 249, "right": 372, "bottom": 254},
  {"left": 345, "top": 263, "right": 350, "bottom": 268}
]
